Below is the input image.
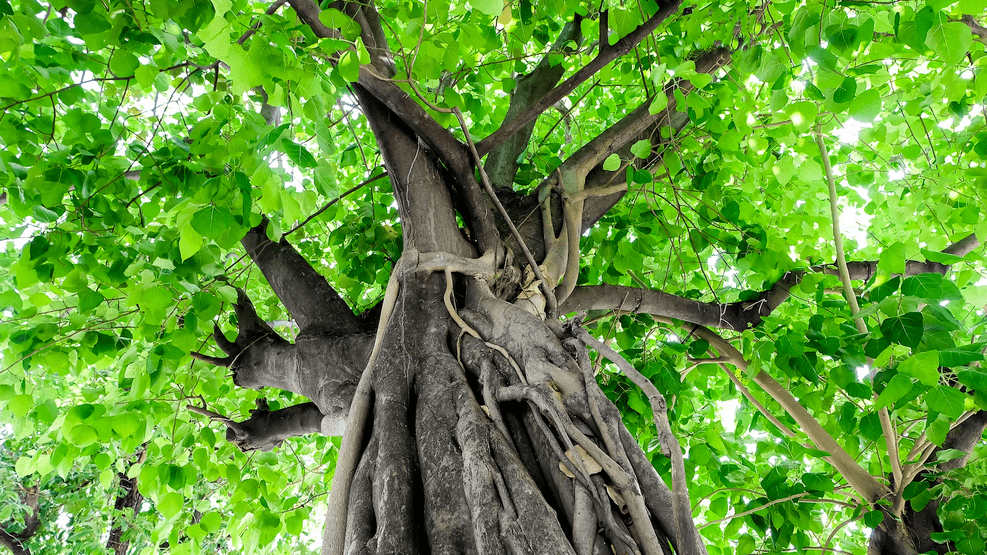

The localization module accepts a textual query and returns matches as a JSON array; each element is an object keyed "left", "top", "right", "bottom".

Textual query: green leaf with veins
[{"left": 191, "top": 206, "right": 235, "bottom": 239}]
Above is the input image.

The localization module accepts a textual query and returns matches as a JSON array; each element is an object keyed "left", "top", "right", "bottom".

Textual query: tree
[{"left": 0, "top": 0, "right": 986, "bottom": 553}]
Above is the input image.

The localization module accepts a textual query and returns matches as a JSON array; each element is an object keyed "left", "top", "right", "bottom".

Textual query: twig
[{"left": 284, "top": 172, "right": 386, "bottom": 236}]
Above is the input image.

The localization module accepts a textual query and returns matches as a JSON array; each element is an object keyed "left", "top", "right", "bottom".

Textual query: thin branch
[
  {"left": 284, "top": 172, "right": 387, "bottom": 236},
  {"left": 818, "top": 128, "right": 902, "bottom": 495},
  {"left": 717, "top": 363, "right": 798, "bottom": 439}
]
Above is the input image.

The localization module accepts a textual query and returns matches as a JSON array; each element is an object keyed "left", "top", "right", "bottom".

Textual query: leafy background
[{"left": 0, "top": 0, "right": 986, "bottom": 553}]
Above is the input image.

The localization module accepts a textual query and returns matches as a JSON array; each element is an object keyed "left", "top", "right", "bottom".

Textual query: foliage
[{"left": 0, "top": 0, "right": 985, "bottom": 553}]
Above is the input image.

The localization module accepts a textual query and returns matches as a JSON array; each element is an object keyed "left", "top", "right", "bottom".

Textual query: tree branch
[
  {"left": 505, "top": 49, "right": 732, "bottom": 265},
  {"left": 484, "top": 16, "right": 583, "bottom": 191},
  {"left": 684, "top": 324, "right": 890, "bottom": 505},
  {"left": 350, "top": 84, "right": 474, "bottom": 257},
  {"left": 107, "top": 448, "right": 146, "bottom": 555},
  {"left": 188, "top": 399, "right": 326, "bottom": 450},
  {"left": 560, "top": 232, "right": 981, "bottom": 329},
  {"left": 242, "top": 219, "right": 365, "bottom": 334},
  {"left": 287, "top": 0, "right": 500, "bottom": 253},
  {"left": 0, "top": 485, "right": 39, "bottom": 555},
  {"left": 475, "top": 2, "right": 685, "bottom": 157}
]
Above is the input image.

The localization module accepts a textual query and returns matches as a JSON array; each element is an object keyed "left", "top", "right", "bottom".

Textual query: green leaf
[
  {"left": 880, "top": 312, "right": 924, "bottom": 348},
  {"left": 180, "top": 226, "right": 203, "bottom": 260},
  {"left": 134, "top": 64, "right": 159, "bottom": 89},
  {"left": 920, "top": 248, "right": 965, "bottom": 265},
  {"left": 939, "top": 343, "right": 987, "bottom": 370},
  {"left": 469, "top": 0, "right": 502, "bottom": 16},
  {"left": 32, "top": 205, "right": 60, "bottom": 223},
  {"left": 869, "top": 276, "right": 900, "bottom": 303},
  {"left": 934, "top": 449, "right": 966, "bottom": 463},
  {"left": 630, "top": 140, "right": 651, "bottom": 159},
  {"left": 926, "top": 386, "right": 966, "bottom": 419},
  {"left": 338, "top": 49, "right": 360, "bottom": 82},
  {"left": 832, "top": 76, "right": 857, "bottom": 104},
  {"left": 9, "top": 394, "right": 33, "bottom": 418},
  {"left": 801, "top": 472, "right": 834, "bottom": 493},
  {"left": 848, "top": 88, "right": 881, "bottom": 122},
  {"left": 925, "top": 22, "right": 972, "bottom": 66},
  {"left": 77, "top": 288, "right": 105, "bottom": 313},
  {"left": 785, "top": 101, "right": 817, "bottom": 131},
  {"left": 222, "top": 44, "right": 262, "bottom": 94},
  {"left": 74, "top": 11, "right": 111, "bottom": 35},
  {"left": 875, "top": 373, "right": 913, "bottom": 409},
  {"left": 318, "top": 8, "right": 361, "bottom": 40},
  {"left": 157, "top": 492, "right": 184, "bottom": 519},
  {"left": 602, "top": 154, "right": 621, "bottom": 171},
  {"left": 772, "top": 157, "right": 795, "bottom": 186},
  {"left": 648, "top": 93, "right": 669, "bottom": 114},
  {"left": 281, "top": 139, "right": 319, "bottom": 168},
  {"left": 863, "top": 510, "right": 883, "bottom": 528},
  {"left": 898, "top": 350, "right": 940, "bottom": 386},
  {"left": 14, "top": 456, "right": 32, "bottom": 477},
  {"left": 878, "top": 242, "right": 906, "bottom": 274},
  {"left": 65, "top": 424, "right": 98, "bottom": 447},
  {"left": 901, "top": 273, "right": 961, "bottom": 301},
  {"left": 191, "top": 206, "right": 235, "bottom": 240},
  {"left": 807, "top": 46, "right": 838, "bottom": 72},
  {"left": 926, "top": 414, "right": 950, "bottom": 446},
  {"left": 957, "top": 368, "right": 987, "bottom": 391},
  {"left": 109, "top": 51, "right": 140, "bottom": 77}
]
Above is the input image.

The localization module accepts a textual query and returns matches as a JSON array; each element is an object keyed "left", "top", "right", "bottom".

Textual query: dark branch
[
  {"left": 560, "top": 233, "right": 980, "bottom": 329},
  {"left": 106, "top": 449, "right": 146, "bottom": 555},
  {"left": 475, "top": 2, "right": 685, "bottom": 157},
  {"left": 560, "top": 272, "right": 800, "bottom": 331},
  {"left": 288, "top": 0, "right": 500, "bottom": 253},
  {"left": 241, "top": 219, "right": 364, "bottom": 334},
  {"left": 189, "top": 399, "right": 325, "bottom": 451},
  {"left": 484, "top": 16, "right": 583, "bottom": 191},
  {"left": 506, "top": 48, "right": 732, "bottom": 262},
  {"left": 350, "top": 84, "right": 474, "bottom": 256},
  {"left": 0, "top": 485, "right": 39, "bottom": 555},
  {"left": 903, "top": 411, "right": 987, "bottom": 555}
]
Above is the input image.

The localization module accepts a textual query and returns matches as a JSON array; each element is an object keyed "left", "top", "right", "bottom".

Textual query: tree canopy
[{"left": 1, "top": 0, "right": 986, "bottom": 554}]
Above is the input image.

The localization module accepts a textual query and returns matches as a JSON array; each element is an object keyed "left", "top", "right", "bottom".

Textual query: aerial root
[
  {"left": 428, "top": 252, "right": 679, "bottom": 555},
  {"left": 343, "top": 435, "right": 378, "bottom": 553}
]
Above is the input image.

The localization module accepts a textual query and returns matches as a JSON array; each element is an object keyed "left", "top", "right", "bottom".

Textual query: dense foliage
[{"left": 0, "top": 0, "right": 986, "bottom": 554}]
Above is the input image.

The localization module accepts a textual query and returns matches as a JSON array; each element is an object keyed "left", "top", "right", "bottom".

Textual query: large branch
[
  {"left": 560, "top": 272, "right": 800, "bottom": 331},
  {"left": 350, "top": 84, "right": 473, "bottom": 257},
  {"left": 505, "top": 49, "right": 732, "bottom": 264},
  {"left": 901, "top": 410, "right": 987, "bottom": 554},
  {"left": 191, "top": 290, "right": 373, "bottom": 429},
  {"left": 288, "top": 0, "right": 500, "bottom": 253},
  {"left": 242, "top": 219, "right": 365, "bottom": 334},
  {"left": 561, "top": 233, "right": 981, "bottom": 329},
  {"left": 0, "top": 485, "right": 39, "bottom": 555},
  {"left": 484, "top": 16, "right": 583, "bottom": 191},
  {"left": 189, "top": 399, "right": 326, "bottom": 450},
  {"left": 691, "top": 325, "right": 890, "bottom": 504},
  {"left": 475, "top": 2, "right": 684, "bottom": 157},
  {"left": 107, "top": 452, "right": 145, "bottom": 555}
]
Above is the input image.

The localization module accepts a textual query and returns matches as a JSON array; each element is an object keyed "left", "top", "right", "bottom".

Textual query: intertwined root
[{"left": 327, "top": 259, "right": 701, "bottom": 555}]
